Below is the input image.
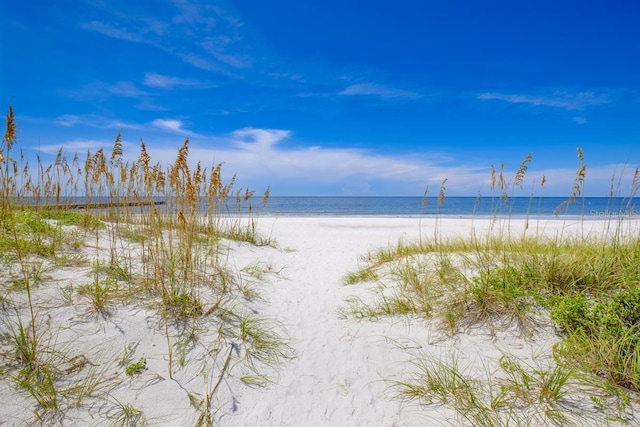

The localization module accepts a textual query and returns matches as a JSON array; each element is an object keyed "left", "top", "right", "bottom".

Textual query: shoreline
[{"left": 227, "top": 211, "right": 640, "bottom": 222}]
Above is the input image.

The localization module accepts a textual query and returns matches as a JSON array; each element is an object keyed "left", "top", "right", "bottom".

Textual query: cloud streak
[
  {"left": 54, "top": 114, "right": 143, "bottom": 130},
  {"left": 81, "top": 21, "right": 148, "bottom": 43},
  {"left": 38, "top": 139, "right": 131, "bottom": 155},
  {"left": 60, "top": 81, "right": 149, "bottom": 100},
  {"left": 477, "top": 91, "right": 609, "bottom": 110},
  {"left": 108, "top": 81, "right": 149, "bottom": 97},
  {"left": 53, "top": 114, "right": 198, "bottom": 137},
  {"left": 339, "top": 83, "right": 423, "bottom": 100},
  {"left": 82, "top": 1, "right": 252, "bottom": 76},
  {"left": 143, "top": 72, "right": 212, "bottom": 89}
]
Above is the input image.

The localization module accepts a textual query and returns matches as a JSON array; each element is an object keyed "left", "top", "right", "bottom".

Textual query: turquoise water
[{"left": 251, "top": 196, "right": 639, "bottom": 218}]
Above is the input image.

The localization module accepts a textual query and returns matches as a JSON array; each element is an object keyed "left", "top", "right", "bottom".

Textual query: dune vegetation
[
  {"left": 344, "top": 152, "right": 640, "bottom": 425},
  {"left": 1, "top": 106, "right": 289, "bottom": 425},
  {"left": 2, "top": 104, "right": 640, "bottom": 426}
]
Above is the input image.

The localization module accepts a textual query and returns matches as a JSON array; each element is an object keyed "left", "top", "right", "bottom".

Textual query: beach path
[{"left": 219, "top": 217, "right": 431, "bottom": 426}]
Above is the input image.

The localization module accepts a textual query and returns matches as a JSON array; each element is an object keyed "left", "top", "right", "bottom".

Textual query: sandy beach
[{"left": 1, "top": 216, "right": 639, "bottom": 426}]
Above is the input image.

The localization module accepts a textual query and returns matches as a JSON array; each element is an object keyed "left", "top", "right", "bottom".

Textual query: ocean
[
  {"left": 23, "top": 196, "right": 639, "bottom": 219},
  {"left": 249, "top": 196, "right": 640, "bottom": 218}
]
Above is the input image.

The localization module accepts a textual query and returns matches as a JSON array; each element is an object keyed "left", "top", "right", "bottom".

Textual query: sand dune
[{"left": 1, "top": 217, "right": 638, "bottom": 426}]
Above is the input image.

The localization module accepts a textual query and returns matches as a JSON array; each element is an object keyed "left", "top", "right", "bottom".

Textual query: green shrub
[
  {"left": 550, "top": 294, "right": 592, "bottom": 333},
  {"left": 125, "top": 358, "right": 147, "bottom": 376}
]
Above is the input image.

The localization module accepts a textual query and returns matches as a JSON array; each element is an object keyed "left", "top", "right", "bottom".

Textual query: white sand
[{"left": 1, "top": 216, "right": 638, "bottom": 426}]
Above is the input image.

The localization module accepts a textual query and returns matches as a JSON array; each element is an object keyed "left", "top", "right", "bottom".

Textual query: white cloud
[
  {"left": 108, "top": 119, "right": 144, "bottom": 130},
  {"left": 54, "top": 114, "right": 142, "bottom": 130},
  {"left": 151, "top": 118, "right": 193, "bottom": 135},
  {"left": 138, "top": 128, "right": 489, "bottom": 196},
  {"left": 56, "top": 115, "right": 81, "bottom": 127},
  {"left": 232, "top": 128, "right": 291, "bottom": 151},
  {"left": 38, "top": 139, "right": 117, "bottom": 155},
  {"left": 81, "top": 21, "right": 145, "bottom": 43},
  {"left": 44, "top": 127, "right": 639, "bottom": 197},
  {"left": 143, "top": 72, "right": 211, "bottom": 89},
  {"left": 477, "top": 91, "right": 609, "bottom": 111},
  {"left": 108, "top": 81, "right": 149, "bottom": 97},
  {"left": 177, "top": 52, "right": 229, "bottom": 74},
  {"left": 60, "top": 81, "right": 149, "bottom": 100},
  {"left": 339, "top": 83, "right": 422, "bottom": 100}
]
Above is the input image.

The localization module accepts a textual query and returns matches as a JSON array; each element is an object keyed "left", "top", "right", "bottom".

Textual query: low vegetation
[
  {"left": 3, "top": 103, "right": 639, "bottom": 424},
  {"left": 345, "top": 151, "right": 640, "bottom": 424},
  {"left": 0, "top": 106, "right": 289, "bottom": 424}
]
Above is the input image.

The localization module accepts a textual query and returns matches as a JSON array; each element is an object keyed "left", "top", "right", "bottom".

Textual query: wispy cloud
[
  {"left": 201, "top": 37, "right": 254, "bottom": 69},
  {"left": 81, "top": 21, "right": 147, "bottom": 43},
  {"left": 136, "top": 100, "right": 168, "bottom": 111},
  {"left": 54, "top": 114, "right": 143, "bottom": 130},
  {"left": 60, "top": 81, "right": 149, "bottom": 100},
  {"left": 269, "top": 72, "right": 306, "bottom": 82},
  {"left": 53, "top": 113, "right": 202, "bottom": 140},
  {"left": 477, "top": 91, "right": 609, "bottom": 110},
  {"left": 56, "top": 115, "right": 82, "bottom": 127},
  {"left": 173, "top": 3, "right": 213, "bottom": 27},
  {"left": 339, "top": 83, "right": 422, "bottom": 100},
  {"left": 83, "top": 1, "right": 253, "bottom": 76},
  {"left": 108, "top": 81, "right": 149, "bottom": 97},
  {"left": 38, "top": 139, "right": 126, "bottom": 155},
  {"left": 151, "top": 118, "right": 194, "bottom": 135},
  {"left": 142, "top": 72, "right": 212, "bottom": 89}
]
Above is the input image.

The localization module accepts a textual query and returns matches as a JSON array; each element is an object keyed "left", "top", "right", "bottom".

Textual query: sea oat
[
  {"left": 514, "top": 152, "right": 533, "bottom": 189},
  {"left": 438, "top": 178, "right": 447, "bottom": 209}
]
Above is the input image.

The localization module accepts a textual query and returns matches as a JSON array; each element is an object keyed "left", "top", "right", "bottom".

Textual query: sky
[{"left": 1, "top": 0, "right": 639, "bottom": 197}]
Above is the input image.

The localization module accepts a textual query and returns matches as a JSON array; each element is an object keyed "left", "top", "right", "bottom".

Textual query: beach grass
[
  {"left": 1, "top": 106, "right": 287, "bottom": 423},
  {"left": 3, "top": 104, "right": 640, "bottom": 424},
  {"left": 345, "top": 152, "right": 640, "bottom": 424}
]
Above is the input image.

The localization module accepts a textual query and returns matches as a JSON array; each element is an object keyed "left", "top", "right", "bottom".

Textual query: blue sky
[{"left": 2, "top": 0, "right": 639, "bottom": 196}]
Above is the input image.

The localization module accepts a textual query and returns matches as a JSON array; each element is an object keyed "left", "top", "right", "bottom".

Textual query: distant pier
[{"left": 17, "top": 200, "right": 165, "bottom": 210}]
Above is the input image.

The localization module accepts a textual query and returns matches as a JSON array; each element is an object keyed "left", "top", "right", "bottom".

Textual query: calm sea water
[
  {"left": 250, "top": 196, "right": 639, "bottom": 218},
  {"left": 25, "top": 196, "right": 639, "bottom": 219}
]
